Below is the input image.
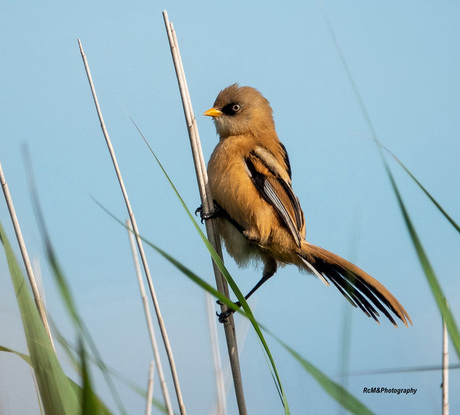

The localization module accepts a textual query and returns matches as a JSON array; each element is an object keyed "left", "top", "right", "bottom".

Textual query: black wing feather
[{"left": 245, "top": 155, "right": 302, "bottom": 247}]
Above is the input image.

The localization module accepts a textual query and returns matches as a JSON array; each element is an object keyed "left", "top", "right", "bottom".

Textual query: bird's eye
[
  {"left": 231, "top": 104, "right": 241, "bottom": 113},
  {"left": 222, "top": 102, "right": 242, "bottom": 115}
]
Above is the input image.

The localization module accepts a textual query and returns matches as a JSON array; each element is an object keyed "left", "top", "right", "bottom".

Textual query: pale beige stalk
[
  {"left": 126, "top": 220, "right": 173, "bottom": 415},
  {"left": 78, "top": 39, "right": 185, "bottom": 415},
  {"left": 442, "top": 299, "right": 449, "bottom": 415},
  {"left": 145, "top": 360, "right": 155, "bottom": 415},
  {"left": 0, "top": 162, "right": 55, "bottom": 351}
]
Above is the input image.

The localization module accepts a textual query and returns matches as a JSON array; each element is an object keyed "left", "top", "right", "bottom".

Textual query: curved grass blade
[
  {"left": 135, "top": 225, "right": 371, "bottom": 414},
  {"left": 324, "top": 7, "right": 460, "bottom": 358},
  {"left": 141, "top": 227, "right": 373, "bottom": 414},
  {"left": 44, "top": 232, "right": 127, "bottom": 414},
  {"left": 384, "top": 164, "right": 460, "bottom": 358},
  {"left": 0, "top": 221, "right": 80, "bottom": 414},
  {"left": 150, "top": 241, "right": 292, "bottom": 409},
  {"left": 116, "top": 118, "right": 374, "bottom": 413},
  {"left": 96, "top": 202, "right": 374, "bottom": 414},
  {"left": 325, "top": 9, "right": 459, "bottom": 235},
  {"left": 78, "top": 336, "right": 99, "bottom": 414},
  {"left": 70, "top": 379, "right": 113, "bottom": 415},
  {"left": 0, "top": 345, "right": 32, "bottom": 365},
  {"left": 270, "top": 334, "right": 373, "bottom": 415},
  {"left": 23, "top": 146, "right": 128, "bottom": 415},
  {"left": 0, "top": 343, "right": 113, "bottom": 414},
  {"left": 127, "top": 120, "right": 290, "bottom": 412},
  {"left": 59, "top": 327, "right": 167, "bottom": 414},
  {"left": 285, "top": 346, "right": 373, "bottom": 415},
  {"left": 50, "top": 323, "right": 171, "bottom": 415},
  {"left": 95, "top": 196, "right": 290, "bottom": 412},
  {"left": 381, "top": 144, "right": 460, "bottom": 233}
]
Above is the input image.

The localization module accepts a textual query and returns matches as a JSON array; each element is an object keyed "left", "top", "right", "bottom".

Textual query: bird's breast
[
  {"left": 207, "top": 136, "right": 255, "bottom": 220},
  {"left": 207, "top": 135, "right": 279, "bottom": 247}
]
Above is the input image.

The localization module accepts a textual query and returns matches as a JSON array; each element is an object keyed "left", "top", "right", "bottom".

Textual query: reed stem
[
  {"left": 78, "top": 39, "right": 186, "bottom": 415},
  {"left": 162, "top": 10, "right": 247, "bottom": 415},
  {"left": 0, "top": 162, "right": 55, "bottom": 351},
  {"left": 126, "top": 220, "right": 174, "bottom": 415}
]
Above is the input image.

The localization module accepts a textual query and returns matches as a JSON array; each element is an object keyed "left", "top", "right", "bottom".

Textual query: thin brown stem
[{"left": 162, "top": 10, "right": 247, "bottom": 415}]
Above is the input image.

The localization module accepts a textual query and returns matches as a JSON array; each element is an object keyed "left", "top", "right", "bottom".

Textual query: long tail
[{"left": 298, "top": 241, "right": 412, "bottom": 327}]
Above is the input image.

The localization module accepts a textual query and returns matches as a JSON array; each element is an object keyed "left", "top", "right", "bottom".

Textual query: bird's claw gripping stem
[
  {"left": 216, "top": 299, "right": 241, "bottom": 323},
  {"left": 195, "top": 204, "right": 222, "bottom": 224}
]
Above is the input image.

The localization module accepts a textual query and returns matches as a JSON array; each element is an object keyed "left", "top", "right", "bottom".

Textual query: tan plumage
[{"left": 204, "top": 83, "right": 411, "bottom": 327}]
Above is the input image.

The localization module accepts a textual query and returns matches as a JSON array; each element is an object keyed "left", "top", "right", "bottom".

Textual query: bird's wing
[
  {"left": 279, "top": 142, "right": 292, "bottom": 179},
  {"left": 245, "top": 146, "right": 304, "bottom": 247}
]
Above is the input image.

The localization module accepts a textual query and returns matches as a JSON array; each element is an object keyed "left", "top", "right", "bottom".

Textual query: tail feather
[
  {"left": 299, "top": 242, "right": 412, "bottom": 327},
  {"left": 326, "top": 268, "right": 379, "bottom": 321}
]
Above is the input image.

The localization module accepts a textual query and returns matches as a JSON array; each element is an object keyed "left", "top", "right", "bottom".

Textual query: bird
[{"left": 201, "top": 83, "right": 411, "bottom": 327}]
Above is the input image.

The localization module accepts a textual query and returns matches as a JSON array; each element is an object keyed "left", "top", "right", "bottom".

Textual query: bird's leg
[
  {"left": 217, "top": 258, "right": 278, "bottom": 323},
  {"left": 196, "top": 201, "right": 247, "bottom": 235}
]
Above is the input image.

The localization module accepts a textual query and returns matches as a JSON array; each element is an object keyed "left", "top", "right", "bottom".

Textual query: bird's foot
[
  {"left": 216, "top": 300, "right": 241, "bottom": 323},
  {"left": 195, "top": 203, "right": 222, "bottom": 223},
  {"left": 216, "top": 309, "right": 233, "bottom": 323}
]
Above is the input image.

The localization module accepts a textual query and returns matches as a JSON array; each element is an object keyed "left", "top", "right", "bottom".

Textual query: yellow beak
[{"left": 203, "top": 107, "right": 223, "bottom": 117}]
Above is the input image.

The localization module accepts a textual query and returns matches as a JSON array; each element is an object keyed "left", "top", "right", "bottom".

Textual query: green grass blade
[
  {"left": 52, "top": 321, "right": 170, "bottom": 415},
  {"left": 23, "top": 149, "right": 128, "bottom": 415},
  {"left": 145, "top": 231, "right": 372, "bottom": 414},
  {"left": 78, "top": 336, "right": 102, "bottom": 415},
  {"left": 382, "top": 144, "right": 460, "bottom": 233},
  {"left": 265, "top": 325, "right": 373, "bottom": 415},
  {"left": 127, "top": 120, "right": 377, "bottom": 413},
  {"left": 277, "top": 339, "right": 373, "bottom": 415},
  {"left": 0, "top": 221, "right": 80, "bottom": 414},
  {"left": 44, "top": 245, "right": 126, "bottom": 414},
  {"left": 0, "top": 345, "right": 32, "bottom": 365},
  {"left": 97, "top": 197, "right": 292, "bottom": 412},
  {"left": 384, "top": 163, "right": 460, "bottom": 358},
  {"left": 128, "top": 120, "right": 290, "bottom": 412},
  {"left": 97, "top": 202, "right": 376, "bottom": 414},
  {"left": 69, "top": 379, "right": 113, "bottom": 415},
  {"left": 0, "top": 342, "right": 113, "bottom": 414},
  {"left": 324, "top": 7, "right": 460, "bottom": 359},
  {"left": 0, "top": 340, "right": 169, "bottom": 415}
]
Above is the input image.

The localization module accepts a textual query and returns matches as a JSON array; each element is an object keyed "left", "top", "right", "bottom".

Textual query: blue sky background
[{"left": 1, "top": 1, "right": 459, "bottom": 414}]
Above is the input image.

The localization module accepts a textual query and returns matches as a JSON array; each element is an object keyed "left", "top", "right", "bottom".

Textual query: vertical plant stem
[
  {"left": 0, "top": 162, "right": 55, "bottom": 351},
  {"left": 126, "top": 220, "right": 174, "bottom": 415},
  {"left": 206, "top": 293, "right": 226, "bottom": 415},
  {"left": 442, "top": 299, "right": 449, "bottom": 415},
  {"left": 162, "top": 10, "right": 247, "bottom": 415},
  {"left": 78, "top": 39, "right": 186, "bottom": 415},
  {"left": 145, "top": 360, "right": 155, "bottom": 415}
]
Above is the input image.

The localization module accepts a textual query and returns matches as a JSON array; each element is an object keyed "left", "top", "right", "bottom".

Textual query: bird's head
[{"left": 204, "top": 84, "right": 275, "bottom": 139}]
